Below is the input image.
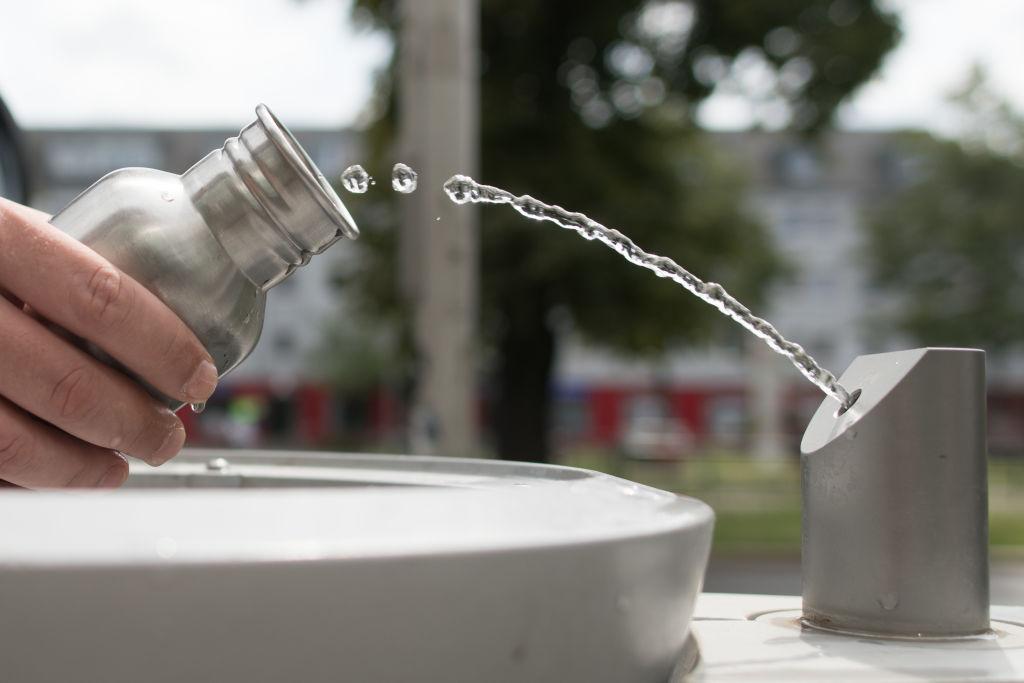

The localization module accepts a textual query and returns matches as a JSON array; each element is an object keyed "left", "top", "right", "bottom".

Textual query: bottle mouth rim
[{"left": 255, "top": 104, "right": 359, "bottom": 241}]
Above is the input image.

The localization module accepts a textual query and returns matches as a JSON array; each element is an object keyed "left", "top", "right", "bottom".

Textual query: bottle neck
[{"left": 182, "top": 104, "right": 357, "bottom": 290}]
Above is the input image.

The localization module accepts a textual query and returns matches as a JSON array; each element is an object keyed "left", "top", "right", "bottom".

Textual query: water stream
[{"left": 443, "top": 174, "right": 854, "bottom": 409}]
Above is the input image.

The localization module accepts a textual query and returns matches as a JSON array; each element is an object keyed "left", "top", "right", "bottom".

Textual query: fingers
[
  {"left": 0, "top": 397, "right": 128, "bottom": 489},
  {"left": 0, "top": 198, "right": 218, "bottom": 405},
  {"left": 0, "top": 288, "right": 22, "bottom": 308},
  {"left": 13, "top": 203, "right": 51, "bottom": 223},
  {"left": 0, "top": 296, "right": 186, "bottom": 465}
]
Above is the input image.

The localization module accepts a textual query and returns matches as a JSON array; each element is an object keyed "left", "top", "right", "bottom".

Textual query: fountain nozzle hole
[{"left": 836, "top": 388, "right": 862, "bottom": 417}]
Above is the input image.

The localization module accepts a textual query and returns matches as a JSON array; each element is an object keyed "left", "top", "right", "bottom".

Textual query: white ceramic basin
[{"left": 0, "top": 449, "right": 713, "bottom": 683}]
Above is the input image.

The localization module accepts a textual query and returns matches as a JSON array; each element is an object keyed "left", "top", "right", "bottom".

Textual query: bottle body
[
  {"left": 51, "top": 168, "right": 266, "bottom": 407},
  {"left": 47, "top": 105, "right": 357, "bottom": 409}
]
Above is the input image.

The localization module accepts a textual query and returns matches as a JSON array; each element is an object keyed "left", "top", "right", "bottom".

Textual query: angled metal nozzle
[{"left": 801, "top": 347, "right": 989, "bottom": 638}]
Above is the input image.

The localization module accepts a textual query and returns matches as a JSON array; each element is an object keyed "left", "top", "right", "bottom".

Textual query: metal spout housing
[{"left": 800, "top": 347, "right": 989, "bottom": 638}]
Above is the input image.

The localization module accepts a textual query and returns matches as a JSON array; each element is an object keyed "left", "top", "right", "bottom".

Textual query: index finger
[{"left": 0, "top": 198, "right": 218, "bottom": 404}]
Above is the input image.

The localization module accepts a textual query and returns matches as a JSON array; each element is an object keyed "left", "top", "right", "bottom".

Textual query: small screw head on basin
[{"left": 206, "top": 457, "right": 230, "bottom": 472}]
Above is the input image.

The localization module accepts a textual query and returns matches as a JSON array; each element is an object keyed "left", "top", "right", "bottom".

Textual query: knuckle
[
  {"left": 0, "top": 429, "right": 35, "bottom": 480},
  {"left": 77, "top": 264, "right": 133, "bottom": 331},
  {"left": 49, "top": 366, "right": 100, "bottom": 422}
]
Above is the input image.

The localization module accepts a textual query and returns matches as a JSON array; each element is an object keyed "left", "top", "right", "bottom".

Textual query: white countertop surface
[{"left": 689, "top": 593, "right": 1024, "bottom": 681}]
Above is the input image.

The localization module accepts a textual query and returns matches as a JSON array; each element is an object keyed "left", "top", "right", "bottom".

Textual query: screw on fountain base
[{"left": 800, "top": 348, "right": 989, "bottom": 639}]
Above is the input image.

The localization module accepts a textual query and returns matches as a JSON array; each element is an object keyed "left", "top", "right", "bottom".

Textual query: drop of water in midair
[
  {"left": 190, "top": 402, "right": 206, "bottom": 414},
  {"left": 391, "top": 163, "right": 419, "bottom": 193},
  {"left": 442, "top": 174, "right": 855, "bottom": 410},
  {"left": 341, "top": 165, "right": 371, "bottom": 193}
]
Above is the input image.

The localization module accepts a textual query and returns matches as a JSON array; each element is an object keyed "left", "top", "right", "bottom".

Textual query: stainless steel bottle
[{"left": 49, "top": 104, "right": 358, "bottom": 408}]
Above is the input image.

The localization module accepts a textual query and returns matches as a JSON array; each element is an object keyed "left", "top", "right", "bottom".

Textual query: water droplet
[
  {"left": 341, "top": 164, "right": 371, "bottom": 193},
  {"left": 160, "top": 191, "right": 175, "bottom": 202},
  {"left": 391, "top": 162, "right": 418, "bottom": 193},
  {"left": 190, "top": 402, "right": 206, "bottom": 414}
]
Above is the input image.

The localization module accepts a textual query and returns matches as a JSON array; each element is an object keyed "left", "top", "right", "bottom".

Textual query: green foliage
[
  {"left": 344, "top": 0, "right": 899, "bottom": 457},
  {"left": 865, "top": 76, "right": 1024, "bottom": 350},
  {"left": 354, "top": 0, "right": 899, "bottom": 131}
]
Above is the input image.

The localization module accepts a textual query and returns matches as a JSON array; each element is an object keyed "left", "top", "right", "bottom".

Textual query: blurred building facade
[{"left": 23, "top": 126, "right": 1024, "bottom": 456}]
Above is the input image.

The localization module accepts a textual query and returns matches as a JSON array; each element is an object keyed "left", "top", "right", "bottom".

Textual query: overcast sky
[{"left": 0, "top": 0, "right": 1020, "bottom": 134}]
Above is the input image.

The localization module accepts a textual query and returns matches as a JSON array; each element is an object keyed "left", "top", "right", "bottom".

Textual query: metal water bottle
[{"left": 48, "top": 104, "right": 358, "bottom": 408}]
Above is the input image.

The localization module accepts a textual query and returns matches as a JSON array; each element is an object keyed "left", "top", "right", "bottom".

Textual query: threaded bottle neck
[{"left": 183, "top": 104, "right": 358, "bottom": 290}]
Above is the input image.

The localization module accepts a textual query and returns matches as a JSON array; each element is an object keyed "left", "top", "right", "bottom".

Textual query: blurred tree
[
  {"left": 345, "top": 0, "right": 899, "bottom": 461},
  {"left": 866, "top": 70, "right": 1024, "bottom": 351}
]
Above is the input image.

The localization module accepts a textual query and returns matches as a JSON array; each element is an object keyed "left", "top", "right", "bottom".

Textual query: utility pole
[{"left": 398, "top": 0, "right": 479, "bottom": 456}]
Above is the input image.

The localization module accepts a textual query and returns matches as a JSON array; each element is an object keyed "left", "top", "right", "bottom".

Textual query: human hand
[{"left": 0, "top": 197, "right": 218, "bottom": 488}]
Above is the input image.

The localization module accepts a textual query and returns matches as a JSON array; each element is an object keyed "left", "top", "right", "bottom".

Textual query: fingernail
[
  {"left": 183, "top": 359, "right": 218, "bottom": 402},
  {"left": 149, "top": 421, "right": 186, "bottom": 466},
  {"left": 97, "top": 460, "right": 129, "bottom": 488}
]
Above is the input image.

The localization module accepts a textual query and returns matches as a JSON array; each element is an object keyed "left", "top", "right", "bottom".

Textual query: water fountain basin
[{"left": 0, "top": 449, "right": 713, "bottom": 683}]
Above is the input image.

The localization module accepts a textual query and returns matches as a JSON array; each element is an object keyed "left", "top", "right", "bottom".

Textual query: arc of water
[{"left": 443, "top": 174, "right": 854, "bottom": 410}]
